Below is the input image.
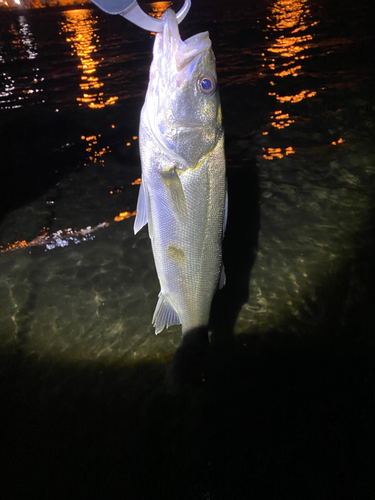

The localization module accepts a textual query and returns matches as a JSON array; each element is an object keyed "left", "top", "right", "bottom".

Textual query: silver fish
[{"left": 134, "top": 7, "right": 227, "bottom": 335}]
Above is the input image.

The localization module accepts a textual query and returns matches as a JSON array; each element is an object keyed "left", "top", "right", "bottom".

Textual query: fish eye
[{"left": 197, "top": 74, "right": 216, "bottom": 96}]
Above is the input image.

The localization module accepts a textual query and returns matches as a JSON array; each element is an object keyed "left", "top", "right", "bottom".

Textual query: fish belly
[{"left": 139, "top": 118, "right": 226, "bottom": 334}]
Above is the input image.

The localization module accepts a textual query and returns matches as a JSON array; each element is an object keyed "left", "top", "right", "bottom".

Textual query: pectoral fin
[
  {"left": 134, "top": 178, "right": 149, "bottom": 234},
  {"left": 160, "top": 167, "right": 188, "bottom": 222},
  {"left": 152, "top": 292, "right": 181, "bottom": 334}
]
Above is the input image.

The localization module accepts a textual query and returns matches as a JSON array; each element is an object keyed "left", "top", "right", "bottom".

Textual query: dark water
[{"left": 1, "top": 0, "right": 375, "bottom": 497}]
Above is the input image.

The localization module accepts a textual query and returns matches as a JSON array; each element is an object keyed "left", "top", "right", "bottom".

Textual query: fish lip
[
  {"left": 158, "top": 10, "right": 211, "bottom": 72},
  {"left": 177, "top": 32, "right": 212, "bottom": 71},
  {"left": 184, "top": 31, "right": 210, "bottom": 46}
]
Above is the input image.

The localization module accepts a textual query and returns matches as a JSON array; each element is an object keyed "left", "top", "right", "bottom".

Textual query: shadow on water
[
  {"left": 201, "top": 210, "right": 375, "bottom": 499},
  {"left": 164, "top": 157, "right": 260, "bottom": 392},
  {"left": 1, "top": 283, "right": 375, "bottom": 499},
  {"left": 210, "top": 159, "right": 260, "bottom": 343}
]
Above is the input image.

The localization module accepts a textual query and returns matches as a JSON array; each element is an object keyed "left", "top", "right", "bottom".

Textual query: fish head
[{"left": 145, "top": 9, "right": 223, "bottom": 168}]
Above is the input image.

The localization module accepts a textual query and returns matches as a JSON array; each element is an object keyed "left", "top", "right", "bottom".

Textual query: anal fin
[{"left": 152, "top": 292, "right": 181, "bottom": 334}]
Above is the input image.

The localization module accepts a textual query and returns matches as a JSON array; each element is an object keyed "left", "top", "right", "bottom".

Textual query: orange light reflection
[
  {"left": 263, "top": 146, "right": 295, "bottom": 160},
  {"left": 332, "top": 138, "right": 345, "bottom": 145},
  {"left": 114, "top": 211, "right": 137, "bottom": 222},
  {"left": 269, "top": 89, "right": 317, "bottom": 103},
  {"left": 270, "top": 110, "right": 295, "bottom": 129},
  {"left": 264, "top": 0, "right": 318, "bottom": 96},
  {"left": 81, "top": 134, "right": 111, "bottom": 165},
  {"left": 61, "top": 10, "right": 118, "bottom": 109},
  {"left": 261, "top": 0, "right": 318, "bottom": 142},
  {"left": 148, "top": 1, "right": 173, "bottom": 19}
]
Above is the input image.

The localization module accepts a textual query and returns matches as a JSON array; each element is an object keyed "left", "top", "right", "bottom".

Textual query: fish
[{"left": 134, "top": 7, "right": 227, "bottom": 335}]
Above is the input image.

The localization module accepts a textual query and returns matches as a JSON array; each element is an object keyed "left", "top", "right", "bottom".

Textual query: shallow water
[
  {"left": 1, "top": 0, "right": 374, "bottom": 361},
  {"left": 1, "top": 0, "right": 375, "bottom": 497}
]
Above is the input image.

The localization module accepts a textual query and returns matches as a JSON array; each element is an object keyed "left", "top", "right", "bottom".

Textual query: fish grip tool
[{"left": 89, "top": 0, "right": 191, "bottom": 32}]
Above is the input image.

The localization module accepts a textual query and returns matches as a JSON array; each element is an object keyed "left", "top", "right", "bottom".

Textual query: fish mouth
[
  {"left": 177, "top": 32, "right": 212, "bottom": 71},
  {"left": 159, "top": 9, "right": 211, "bottom": 71},
  {"left": 184, "top": 31, "right": 211, "bottom": 49}
]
